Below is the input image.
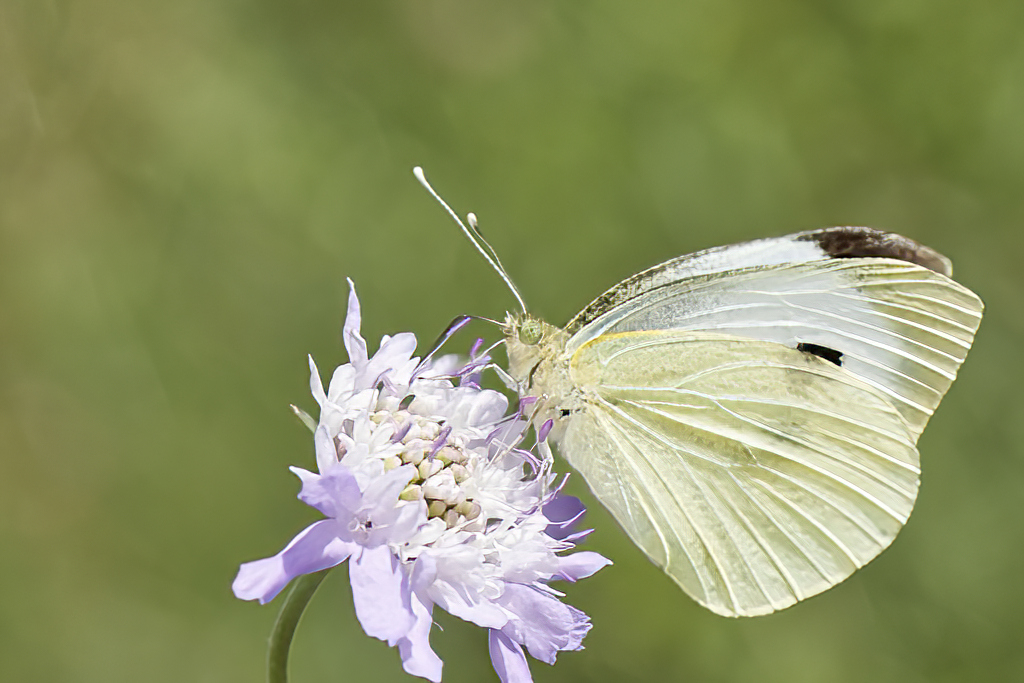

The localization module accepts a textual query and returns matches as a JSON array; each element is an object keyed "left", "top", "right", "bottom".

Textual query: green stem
[{"left": 267, "top": 569, "right": 332, "bottom": 683}]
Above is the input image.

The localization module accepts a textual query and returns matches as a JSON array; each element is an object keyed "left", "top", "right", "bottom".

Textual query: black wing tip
[
  {"left": 797, "top": 342, "right": 844, "bottom": 366},
  {"left": 799, "top": 227, "right": 953, "bottom": 277}
]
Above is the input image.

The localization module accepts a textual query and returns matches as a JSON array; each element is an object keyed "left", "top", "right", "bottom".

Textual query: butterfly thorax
[{"left": 503, "top": 313, "right": 582, "bottom": 428}]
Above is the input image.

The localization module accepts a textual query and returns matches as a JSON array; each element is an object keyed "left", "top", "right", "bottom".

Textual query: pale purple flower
[{"left": 233, "top": 280, "right": 610, "bottom": 683}]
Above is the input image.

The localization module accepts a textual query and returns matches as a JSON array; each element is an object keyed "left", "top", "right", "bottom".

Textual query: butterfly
[{"left": 414, "top": 169, "right": 983, "bottom": 618}]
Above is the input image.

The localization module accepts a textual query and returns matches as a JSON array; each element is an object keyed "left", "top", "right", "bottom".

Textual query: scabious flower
[{"left": 233, "top": 280, "right": 610, "bottom": 683}]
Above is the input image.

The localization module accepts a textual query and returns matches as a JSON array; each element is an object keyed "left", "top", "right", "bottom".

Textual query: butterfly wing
[
  {"left": 562, "top": 330, "right": 921, "bottom": 617},
  {"left": 566, "top": 259, "right": 982, "bottom": 439},
  {"left": 565, "top": 227, "right": 953, "bottom": 333}
]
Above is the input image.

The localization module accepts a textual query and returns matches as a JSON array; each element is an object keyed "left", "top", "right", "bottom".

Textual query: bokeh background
[{"left": 3, "top": 1, "right": 1023, "bottom": 681}]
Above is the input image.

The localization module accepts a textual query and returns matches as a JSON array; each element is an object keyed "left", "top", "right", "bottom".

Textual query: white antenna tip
[{"left": 411, "top": 166, "right": 529, "bottom": 313}]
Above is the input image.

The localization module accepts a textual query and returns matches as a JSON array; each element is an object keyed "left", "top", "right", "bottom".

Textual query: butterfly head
[{"left": 502, "top": 313, "right": 571, "bottom": 395}]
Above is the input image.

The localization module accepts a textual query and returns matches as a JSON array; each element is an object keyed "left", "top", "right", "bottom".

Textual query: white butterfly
[{"left": 414, "top": 168, "right": 983, "bottom": 618}]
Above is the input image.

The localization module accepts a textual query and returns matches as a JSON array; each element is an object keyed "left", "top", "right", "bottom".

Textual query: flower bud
[
  {"left": 436, "top": 446, "right": 458, "bottom": 466},
  {"left": 443, "top": 509, "right": 461, "bottom": 529},
  {"left": 403, "top": 448, "right": 425, "bottom": 466},
  {"left": 399, "top": 484, "right": 424, "bottom": 501},
  {"left": 450, "top": 463, "right": 470, "bottom": 483},
  {"left": 422, "top": 420, "right": 440, "bottom": 441},
  {"left": 427, "top": 499, "right": 447, "bottom": 519},
  {"left": 423, "top": 470, "right": 457, "bottom": 502},
  {"left": 383, "top": 455, "right": 403, "bottom": 471},
  {"left": 418, "top": 458, "right": 443, "bottom": 480},
  {"left": 455, "top": 500, "right": 481, "bottom": 520},
  {"left": 444, "top": 488, "right": 466, "bottom": 507}
]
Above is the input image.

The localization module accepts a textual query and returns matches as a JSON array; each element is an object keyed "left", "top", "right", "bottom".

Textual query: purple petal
[
  {"left": 537, "top": 419, "right": 553, "bottom": 442},
  {"left": 497, "top": 584, "right": 592, "bottom": 665},
  {"left": 232, "top": 519, "right": 354, "bottom": 604},
  {"left": 398, "top": 591, "right": 443, "bottom": 682},
  {"left": 557, "top": 552, "right": 612, "bottom": 582},
  {"left": 559, "top": 528, "right": 595, "bottom": 544},
  {"left": 543, "top": 495, "right": 585, "bottom": 541},
  {"left": 291, "top": 465, "right": 362, "bottom": 518},
  {"left": 412, "top": 315, "right": 472, "bottom": 380},
  {"left": 390, "top": 420, "right": 413, "bottom": 444},
  {"left": 428, "top": 425, "right": 453, "bottom": 457},
  {"left": 350, "top": 546, "right": 416, "bottom": 645},
  {"left": 343, "top": 278, "right": 368, "bottom": 366},
  {"left": 489, "top": 630, "right": 534, "bottom": 683}
]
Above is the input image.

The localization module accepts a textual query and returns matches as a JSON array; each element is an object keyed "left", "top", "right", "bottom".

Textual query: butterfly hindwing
[{"left": 561, "top": 331, "right": 921, "bottom": 617}]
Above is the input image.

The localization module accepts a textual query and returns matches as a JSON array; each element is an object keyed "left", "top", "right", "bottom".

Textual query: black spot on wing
[
  {"left": 797, "top": 342, "right": 844, "bottom": 366},
  {"left": 799, "top": 227, "right": 952, "bottom": 276}
]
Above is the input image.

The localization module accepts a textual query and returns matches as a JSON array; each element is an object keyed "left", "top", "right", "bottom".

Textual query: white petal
[
  {"left": 314, "top": 425, "right": 339, "bottom": 472},
  {"left": 308, "top": 355, "right": 327, "bottom": 407},
  {"left": 343, "top": 278, "right": 368, "bottom": 366}
]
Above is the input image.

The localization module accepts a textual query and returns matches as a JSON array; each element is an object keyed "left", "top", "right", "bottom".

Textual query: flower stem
[{"left": 267, "top": 569, "right": 332, "bottom": 683}]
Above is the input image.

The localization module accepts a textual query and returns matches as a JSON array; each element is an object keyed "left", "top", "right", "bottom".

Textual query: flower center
[{"left": 376, "top": 408, "right": 484, "bottom": 531}]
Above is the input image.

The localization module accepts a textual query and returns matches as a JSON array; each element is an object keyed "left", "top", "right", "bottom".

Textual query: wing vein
[{"left": 596, "top": 397, "right": 744, "bottom": 611}]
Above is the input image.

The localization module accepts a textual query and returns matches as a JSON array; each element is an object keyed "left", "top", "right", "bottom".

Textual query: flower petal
[
  {"left": 542, "top": 495, "right": 586, "bottom": 541},
  {"left": 363, "top": 462, "right": 418, "bottom": 506},
  {"left": 366, "top": 492, "right": 426, "bottom": 548},
  {"left": 291, "top": 465, "right": 361, "bottom": 518},
  {"left": 309, "top": 355, "right": 327, "bottom": 407},
  {"left": 350, "top": 546, "right": 416, "bottom": 645},
  {"left": 413, "top": 551, "right": 508, "bottom": 629},
  {"left": 371, "top": 332, "right": 418, "bottom": 375},
  {"left": 232, "top": 519, "right": 354, "bottom": 604},
  {"left": 344, "top": 278, "right": 368, "bottom": 366},
  {"left": 489, "top": 630, "right": 534, "bottom": 683},
  {"left": 325, "top": 364, "right": 358, "bottom": 406},
  {"left": 314, "top": 425, "right": 340, "bottom": 473},
  {"left": 557, "top": 552, "right": 612, "bottom": 583},
  {"left": 497, "top": 584, "right": 592, "bottom": 665},
  {"left": 398, "top": 591, "right": 443, "bottom": 683}
]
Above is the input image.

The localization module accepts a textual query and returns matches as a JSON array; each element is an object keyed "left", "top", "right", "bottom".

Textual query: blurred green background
[{"left": 3, "top": 1, "right": 1023, "bottom": 681}]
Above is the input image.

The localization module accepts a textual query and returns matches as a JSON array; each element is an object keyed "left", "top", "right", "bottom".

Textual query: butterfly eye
[{"left": 519, "top": 320, "right": 543, "bottom": 345}]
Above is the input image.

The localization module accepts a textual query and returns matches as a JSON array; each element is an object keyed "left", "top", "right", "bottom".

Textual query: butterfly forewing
[
  {"left": 562, "top": 332, "right": 921, "bottom": 617},
  {"left": 566, "top": 260, "right": 983, "bottom": 439}
]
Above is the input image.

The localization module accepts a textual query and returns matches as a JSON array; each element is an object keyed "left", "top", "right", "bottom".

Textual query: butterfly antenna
[
  {"left": 466, "top": 212, "right": 518, "bottom": 298},
  {"left": 413, "top": 166, "right": 528, "bottom": 313}
]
